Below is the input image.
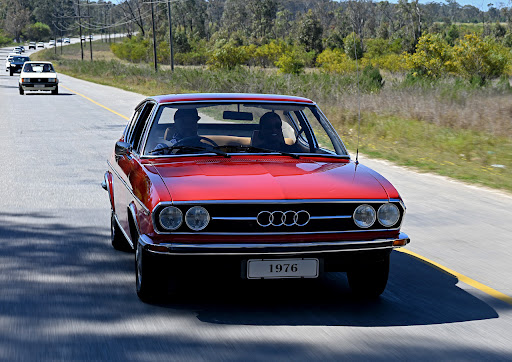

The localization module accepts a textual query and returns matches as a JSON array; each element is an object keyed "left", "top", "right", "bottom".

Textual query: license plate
[
  {"left": 34, "top": 84, "right": 44, "bottom": 88},
  {"left": 247, "top": 258, "right": 319, "bottom": 279}
]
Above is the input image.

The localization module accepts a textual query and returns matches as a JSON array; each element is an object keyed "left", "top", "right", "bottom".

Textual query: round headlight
[
  {"left": 185, "top": 206, "right": 210, "bottom": 231},
  {"left": 377, "top": 203, "right": 400, "bottom": 227},
  {"left": 353, "top": 204, "right": 376, "bottom": 228},
  {"left": 159, "top": 206, "right": 183, "bottom": 231}
]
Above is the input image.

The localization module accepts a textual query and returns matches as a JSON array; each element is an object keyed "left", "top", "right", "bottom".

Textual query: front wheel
[
  {"left": 347, "top": 254, "right": 390, "bottom": 299},
  {"left": 19, "top": 86, "right": 24, "bottom": 95},
  {"left": 9, "top": 69, "right": 13, "bottom": 76},
  {"left": 135, "top": 242, "right": 165, "bottom": 303},
  {"left": 51, "top": 86, "right": 58, "bottom": 95}
]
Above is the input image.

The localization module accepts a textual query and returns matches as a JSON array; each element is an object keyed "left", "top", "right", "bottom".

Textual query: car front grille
[
  {"left": 153, "top": 201, "right": 404, "bottom": 234},
  {"left": 27, "top": 78, "right": 48, "bottom": 83}
]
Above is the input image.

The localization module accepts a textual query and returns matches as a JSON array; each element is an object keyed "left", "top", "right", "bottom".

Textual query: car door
[{"left": 112, "top": 101, "right": 155, "bottom": 241}]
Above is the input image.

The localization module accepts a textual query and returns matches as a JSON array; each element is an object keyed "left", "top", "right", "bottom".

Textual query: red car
[{"left": 103, "top": 93, "right": 409, "bottom": 302}]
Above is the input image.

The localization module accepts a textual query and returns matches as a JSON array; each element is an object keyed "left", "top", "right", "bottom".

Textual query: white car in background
[
  {"left": 5, "top": 53, "right": 17, "bottom": 71},
  {"left": 18, "top": 61, "right": 59, "bottom": 95}
]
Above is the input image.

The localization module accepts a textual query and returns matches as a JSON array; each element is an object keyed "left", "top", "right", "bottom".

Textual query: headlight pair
[
  {"left": 159, "top": 206, "right": 210, "bottom": 231},
  {"left": 353, "top": 203, "right": 400, "bottom": 228}
]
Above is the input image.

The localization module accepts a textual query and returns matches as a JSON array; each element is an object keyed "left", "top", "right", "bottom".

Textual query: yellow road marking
[
  {"left": 398, "top": 248, "right": 512, "bottom": 305},
  {"left": 61, "top": 85, "right": 130, "bottom": 120},
  {"left": 61, "top": 84, "right": 512, "bottom": 306}
]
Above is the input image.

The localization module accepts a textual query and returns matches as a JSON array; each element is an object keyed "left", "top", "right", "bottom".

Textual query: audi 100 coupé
[{"left": 103, "top": 93, "right": 410, "bottom": 302}]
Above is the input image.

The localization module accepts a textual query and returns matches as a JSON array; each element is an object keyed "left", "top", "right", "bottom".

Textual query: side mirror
[{"left": 115, "top": 141, "right": 131, "bottom": 157}]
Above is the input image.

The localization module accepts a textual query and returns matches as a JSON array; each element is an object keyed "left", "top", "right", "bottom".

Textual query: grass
[{"left": 32, "top": 42, "right": 512, "bottom": 193}]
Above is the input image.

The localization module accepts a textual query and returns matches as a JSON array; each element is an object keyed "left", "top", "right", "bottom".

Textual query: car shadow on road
[{"left": 153, "top": 251, "right": 507, "bottom": 327}]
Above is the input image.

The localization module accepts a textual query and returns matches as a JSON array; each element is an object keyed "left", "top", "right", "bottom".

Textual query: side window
[
  {"left": 131, "top": 103, "right": 155, "bottom": 153},
  {"left": 125, "top": 106, "right": 143, "bottom": 142}
]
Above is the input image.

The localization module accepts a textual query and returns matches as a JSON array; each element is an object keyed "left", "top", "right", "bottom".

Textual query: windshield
[
  {"left": 13, "top": 57, "right": 29, "bottom": 62},
  {"left": 143, "top": 102, "right": 348, "bottom": 157},
  {"left": 23, "top": 63, "right": 54, "bottom": 73}
]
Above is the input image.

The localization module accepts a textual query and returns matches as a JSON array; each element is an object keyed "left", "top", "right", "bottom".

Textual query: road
[{"left": 1, "top": 46, "right": 512, "bottom": 361}]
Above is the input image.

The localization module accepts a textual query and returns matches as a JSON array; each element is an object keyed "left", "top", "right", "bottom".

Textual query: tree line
[{"left": 2, "top": 0, "right": 511, "bottom": 46}]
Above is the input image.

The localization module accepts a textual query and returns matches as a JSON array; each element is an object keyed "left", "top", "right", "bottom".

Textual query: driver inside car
[
  {"left": 168, "top": 108, "right": 200, "bottom": 146},
  {"left": 152, "top": 108, "right": 201, "bottom": 154}
]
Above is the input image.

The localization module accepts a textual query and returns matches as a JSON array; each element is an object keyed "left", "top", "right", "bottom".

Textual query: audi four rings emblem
[{"left": 257, "top": 210, "right": 311, "bottom": 227}]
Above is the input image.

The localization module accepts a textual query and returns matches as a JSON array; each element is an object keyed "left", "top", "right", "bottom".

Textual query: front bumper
[
  {"left": 139, "top": 232, "right": 410, "bottom": 256},
  {"left": 20, "top": 82, "right": 57, "bottom": 91}
]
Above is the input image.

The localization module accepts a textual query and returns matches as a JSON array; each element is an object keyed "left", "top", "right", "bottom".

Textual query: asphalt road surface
[{"left": 1, "top": 46, "right": 512, "bottom": 361}]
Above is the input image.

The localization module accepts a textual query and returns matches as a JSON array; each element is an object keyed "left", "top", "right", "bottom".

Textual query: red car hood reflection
[{"left": 150, "top": 157, "right": 396, "bottom": 202}]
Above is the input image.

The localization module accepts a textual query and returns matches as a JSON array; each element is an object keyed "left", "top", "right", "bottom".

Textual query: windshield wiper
[
  {"left": 149, "top": 144, "right": 230, "bottom": 158},
  {"left": 235, "top": 145, "right": 300, "bottom": 159}
]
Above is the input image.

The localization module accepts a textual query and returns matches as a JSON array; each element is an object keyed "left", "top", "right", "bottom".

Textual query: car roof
[
  {"left": 23, "top": 61, "right": 53, "bottom": 65},
  {"left": 148, "top": 93, "right": 316, "bottom": 105}
]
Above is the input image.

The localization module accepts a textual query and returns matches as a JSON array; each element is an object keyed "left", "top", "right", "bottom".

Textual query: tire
[
  {"left": 19, "top": 86, "right": 24, "bottom": 95},
  {"left": 51, "top": 86, "right": 58, "bottom": 95},
  {"left": 347, "top": 254, "right": 390, "bottom": 299},
  {"left": 135, "top": 241, "right": 165, "bottom": 303},
  {"left": 9, "top": 69, "right": 13, "bottom": 76},
  {"left": 111, "top": 212, "right": 132, "bottom": 252}
]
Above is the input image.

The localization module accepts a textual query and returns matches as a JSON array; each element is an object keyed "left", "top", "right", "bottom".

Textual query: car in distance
[
  {"left": 37, "top": 41, "right": 44, "bottom": 48},
  {"left": 29, "top": 42, "right": 36, "bottom": 49},
  {"left": 64, "top": 38, "right": 70, "bottom": 43},
  {"left": 103, "top": 93, "right": 410, "bottom": 302},
  {"left": 48, "top": 39, "right": 55, "bottom": 47},
  {"left": 8, "top": 55, "right": 30, "bottom": 76},
  {"left": 18, "top": 61, "right": 59, "bottom": 95},
  {"left": 19, "top": 45, "right": 25, "bottom": 52},
  {"left": 5, "top": 54, "right": 14, "bottom": 71},
  {"left": 13, "top": 47, "right": 22, "bottom": 54}
]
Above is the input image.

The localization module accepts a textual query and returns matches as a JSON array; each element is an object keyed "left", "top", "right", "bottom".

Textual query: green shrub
[
  {"left": 275, "top": 50, "right": 305, "bottom": 75},
  {"left": 453, "top": 34, "right": 510, "bottom": 84},
  {"left": 110, "top": 37, "right": 150, "bottom": 63},
  {"left": 0, "top": 32, "right": 13, "bottom": 46},
  {"left": 208, "top": 40, "right": 250, "bottom": 69},
  {"left": 403, "top": 33, "right": 454, "bottom": 78},
  {"left": 359, "top": 65, "right": 385, "bottom": 92}
]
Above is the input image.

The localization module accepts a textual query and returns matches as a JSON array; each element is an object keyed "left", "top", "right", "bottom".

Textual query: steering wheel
[{"left": 174, "top": 136, "right": 219, "bottom": 148}]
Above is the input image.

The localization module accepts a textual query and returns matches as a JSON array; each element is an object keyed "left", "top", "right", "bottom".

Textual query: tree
[
  {"left": 297, "top": 9, "right": 323, "bottom": 53},
  {"left": 247, "top": 0, "right": 277, "bottom": 39},
  {"left": 221, "top": 0, "right": 249, "bottom": 36},
  {"left": 3, "top": 0, "right": 31, "bottom": 42},
  {"left": 344, "top": 32, "right": 363, "bottom": 60},
  {"left": 24, "top": 22, "right": 51, "bottom": 41}
]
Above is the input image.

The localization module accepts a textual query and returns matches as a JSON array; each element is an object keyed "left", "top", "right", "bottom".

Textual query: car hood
[
  {"left": 20, "top": 72, "right": 57, "bottom": 78},
  {"left": 149, "top": 157, "right": 398, "bottom": 202}
]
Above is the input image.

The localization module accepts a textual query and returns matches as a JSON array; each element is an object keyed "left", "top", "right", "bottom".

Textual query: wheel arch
[
  {"left": 127, "top": 202, "right": 141, "bottom": 250},
  {"left": 103, "top": 171, "right": 115, "bottom": 213}
]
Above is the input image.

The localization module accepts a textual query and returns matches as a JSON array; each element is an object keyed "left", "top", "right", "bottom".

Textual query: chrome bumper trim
[{"left": 139, "top": 232, "right": 410, "bottom": 256}]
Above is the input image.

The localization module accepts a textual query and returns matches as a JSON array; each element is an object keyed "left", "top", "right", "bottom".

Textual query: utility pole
[
  {"left": 87, "top": 0, "right": 93, "bottom": 61},
  {"left": 77, "top": 0, "right": 84, "bottom": 60},
  {"left": 167, "top": 0, "right": 174, "bottom": 71},
  {"left": 151, "top": 1, "right": 158, "bottom": 72}
]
